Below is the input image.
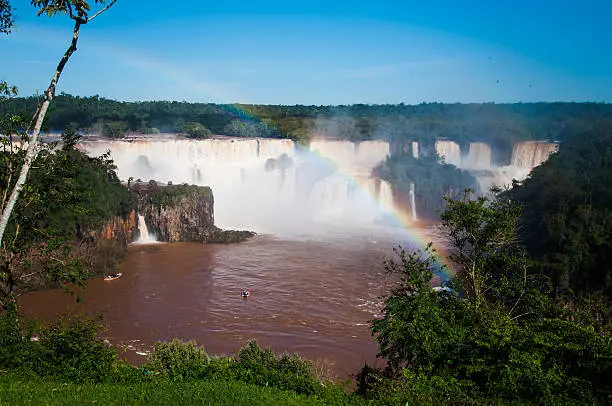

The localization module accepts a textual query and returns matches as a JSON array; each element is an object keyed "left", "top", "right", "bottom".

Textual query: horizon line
[{"left": 9, "top": 93, "right": 612, "bottom": 107}]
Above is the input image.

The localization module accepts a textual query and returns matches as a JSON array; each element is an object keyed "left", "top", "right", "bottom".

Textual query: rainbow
[
  {"left": 82, "top": 42, "right": 454, "bottom": 278},
  {"left": 305, "top": 150, "right": 453, "bottom": 280}
]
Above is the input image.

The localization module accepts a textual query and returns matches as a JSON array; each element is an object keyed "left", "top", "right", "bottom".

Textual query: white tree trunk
[{"left": 0, "top": 20, "right": 81, "bottom": 247}]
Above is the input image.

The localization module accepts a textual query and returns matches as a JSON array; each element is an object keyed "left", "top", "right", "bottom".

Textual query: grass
[{"left": 0, "top": 374, "right": 366, "bottom": 406}]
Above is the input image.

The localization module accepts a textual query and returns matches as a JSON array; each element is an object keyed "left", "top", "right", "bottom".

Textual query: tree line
[{"left": 2, "top": 94, "right": 612, "bottom": 145}]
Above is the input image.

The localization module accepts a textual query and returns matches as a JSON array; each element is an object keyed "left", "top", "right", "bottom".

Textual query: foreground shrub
[
  {"left": 356, "top": 365, "right": 479, "bottom": 405},
  {"left": 0, "top": 307, "right": 37, "bottom": 369},
  {"left": 145, "top": 338, "right": 210, "bottom": 381},
  {"left": 236, "top": 340, "right": 321, "bottom": 396},
  {"left": 34, "top": 316, "right": 117, "bottom": 383}
]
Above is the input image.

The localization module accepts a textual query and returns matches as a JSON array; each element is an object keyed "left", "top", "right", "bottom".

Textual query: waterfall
[
  {"left": 310, "top": 139, "right": 390, "bottom": 176},
  {"left": 435, "top": 140, "right": 461, "bottom": 167},
  {"left": 463, "top": 142, "right": 492, "bottom": 169},
  {"left": 511, "top": 141, "right": 559, "bottom": 170},
  {"left": 136, "top": 214, "right": 156, "bottom": 243},
  {"left": 409, "top": 183, "right": 417, "bottom": 221},
  {"left": 427, "top": 140, "right": 559, "bottom": 192},
  {"left": 378, "top": 180, "right": 394, "bottom": 208},
  {"left": 77, "top": 136, "right": 560, "bottom": 232},
  {"left": 79, "top": 137, "right": 393, "bottom": 235}
]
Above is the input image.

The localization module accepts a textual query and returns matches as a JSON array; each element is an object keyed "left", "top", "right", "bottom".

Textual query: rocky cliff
[
  {"left": 93, "top": 210, "right": 138, "bottom": 244},
  {"left": 132, "top": 181, "right": 254, "bottom": 243},
  {"left": 78, "top": 210, "right": 138, "bottom": 277}
]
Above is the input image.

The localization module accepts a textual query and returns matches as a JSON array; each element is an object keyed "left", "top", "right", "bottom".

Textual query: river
[{"left": 18, "top": 226, "right": 441, "bottom": 378}]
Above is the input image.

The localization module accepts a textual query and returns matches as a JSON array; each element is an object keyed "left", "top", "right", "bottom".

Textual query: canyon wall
[
  {"left": 80, "top": 211, "right": 138, "bottom": 277},
  {"left": 93, "top": 210, "right": 137, "bottom": 244}
]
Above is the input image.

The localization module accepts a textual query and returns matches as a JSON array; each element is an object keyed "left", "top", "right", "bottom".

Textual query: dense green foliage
[
  {"left": 376, "top": 154, "right": 478, "bottom": 219},
  {"left": 0, "top": 0, "right": 14, "bottom": 35},
  {"left": 509, "top": 125, "right": 612, "bottom": 297},
  {"left": 0, "top": 314, "right": 362, "bottom": 405},
  {"left": 0, "top": 314, "right": 118, "bottom": 382},
  {"left": 0, "top": 131, "right": 137, "bottom": 299},
  {"left": 145, "top": 183, "right": 212, "bottom": 207},
  {"left": 2, "top": 95, "right": 611, "bottom": 146},
  {"left": 143, "top": 338, "right": 336, "bottom": 398},
  {"left": 145, "top": 338, "right": 211, "bottom": 381},
  {"left": 181, "top": 121, "right": 212, "bottom": 139},
  {"left": 12, "top": 149, "right": 135, "bottom": 244},
  {"left": 361, "top": 193, "right": 612, "bottom": 405},
  {"left": 1, "top": 134, "right": 136, "bottom": 247}
]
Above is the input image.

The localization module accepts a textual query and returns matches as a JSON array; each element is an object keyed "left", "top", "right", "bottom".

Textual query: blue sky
[{"left": 2, "top": 0, "right": 611, "bottom": 104}]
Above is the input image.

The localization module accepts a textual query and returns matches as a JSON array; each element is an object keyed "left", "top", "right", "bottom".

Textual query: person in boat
[{"left": 241, "top": 289, "right": 250, "bottom": 298}]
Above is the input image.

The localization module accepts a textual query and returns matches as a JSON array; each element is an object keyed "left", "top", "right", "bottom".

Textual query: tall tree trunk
[{"left": 0, "top": 20, "right": 81, "bottom": 247}]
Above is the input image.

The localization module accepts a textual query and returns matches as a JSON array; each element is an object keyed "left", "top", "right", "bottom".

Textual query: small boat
[
  {"left": 104, "top": 273, "right": 122, "bottom": 281},
  {"left": 241, "top": 290, "right": 250, "bottom": 298}
]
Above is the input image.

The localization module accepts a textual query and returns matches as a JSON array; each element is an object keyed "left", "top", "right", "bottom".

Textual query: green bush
[
  {"left": 356, "top": 365, "right": 481, "bottom": 406},
  {"left": 182, "top": 122, "right": 212, "bottom": 139},
  {"left": 33, "top": 316, "right": 117, "bottom": 383},
  {"left": 365, "top": 194, "right": 612, "bottom": 405},
  {"left": 236, "top": 340, "right": 321, "bottom": 396},
  {"left": 107, "top": 361, "right": 147, "bottom": 384},
  {"left": 145, "top": 338, "right": 210, "bottom": 381},
  {"left": 0, "top": 315, "right": 358, "bottom": 404},
  {"left": 0, "top": 308, "right": 37, "bottom": 369}
]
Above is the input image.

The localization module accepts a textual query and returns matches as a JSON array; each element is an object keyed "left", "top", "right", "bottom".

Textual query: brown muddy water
[{"left": 19, "top": 229, "right": 439, "bottom": 377}]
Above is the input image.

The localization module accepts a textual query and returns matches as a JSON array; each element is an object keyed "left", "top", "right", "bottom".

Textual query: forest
[{"left": 2, "top": 94, "right": 612, "bottom": 147}]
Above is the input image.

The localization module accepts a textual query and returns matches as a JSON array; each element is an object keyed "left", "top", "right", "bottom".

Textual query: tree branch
[
  {"left": 509, "top": 311, "right": 534, "bottom": 321},
  {"left": 86, "top": 0, "right": 117, "bottom": 22}
]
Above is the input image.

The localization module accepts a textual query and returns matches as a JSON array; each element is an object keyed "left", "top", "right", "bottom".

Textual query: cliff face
[
  {"left": 94, "top": 210, "right": 138, "bottom": 244},
  {"left": 132, "top": 181, "right": 254, "bottom": 243},
  {"left": 79, "top": 210, "right": 138, "bottom": 278}
]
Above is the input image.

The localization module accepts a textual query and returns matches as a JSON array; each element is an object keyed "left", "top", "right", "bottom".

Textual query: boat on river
[{"left": 104, "top": 273, "right": 122, "bottom": 281}]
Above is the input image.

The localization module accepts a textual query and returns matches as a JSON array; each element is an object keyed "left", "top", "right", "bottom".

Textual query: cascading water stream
[
  {"left": 409, "top": 182, "right": 417, "bottom": 221},
  {"left": 136, "top": 214, "right": 156, "bottom": 243}
]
